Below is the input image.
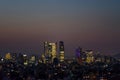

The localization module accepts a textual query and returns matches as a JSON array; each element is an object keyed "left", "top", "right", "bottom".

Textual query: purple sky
[{"left": 0, "top": 0, "right": 120, "bottom": 57}]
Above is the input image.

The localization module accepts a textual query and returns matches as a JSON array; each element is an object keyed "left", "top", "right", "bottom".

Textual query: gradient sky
[{"left": 0, "top": 0, "right": 120, "bottom": 57}]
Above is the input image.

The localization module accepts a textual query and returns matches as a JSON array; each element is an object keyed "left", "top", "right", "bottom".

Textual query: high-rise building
[
  {"left": 41, "top": 54, "right": 46, "bottom": 63},
  {"left": 12, "top": 53, "right": 17, "bottom": 61},
  {"left": 49, "top": 42, "right": 57, "bottom": 62},
  {"left": 23, "top": 54, "right": 28, "bottom": 65},
  {"left": 75, "top": 47, "right": 83, "bottom": 64},
  {"left": 85, "top": 50, "right": 94, "bottom": 63},
  {"left": 29, "top": 55, "right": 36, "bottom": 64},
  {"left": 75, "top": 47, "right": 82, "bottom": 58},
  {"left": 59, "top": 41, "right": 65, "bottom": 62},
  {"left": 44, "top": 41, "right": 57, "bottom": 62},
  {"left": 5, "top": 53, "right": 12, "bottom": 60}
]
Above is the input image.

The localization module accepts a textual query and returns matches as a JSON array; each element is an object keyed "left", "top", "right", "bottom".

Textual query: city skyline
[{"left": 0, "top": 0, "right": 120, "bottom": 57}]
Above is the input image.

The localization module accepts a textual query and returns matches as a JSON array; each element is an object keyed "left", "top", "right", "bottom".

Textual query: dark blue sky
[{"left": 0, "top": 0, "right": 120, "bottom": 57}]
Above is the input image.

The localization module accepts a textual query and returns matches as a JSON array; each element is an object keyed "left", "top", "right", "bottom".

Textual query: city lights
[{"left": 0, "top": 41, "right": 119, "bottom": 80}]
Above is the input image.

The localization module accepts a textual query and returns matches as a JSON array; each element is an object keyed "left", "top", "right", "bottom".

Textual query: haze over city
[{"left": 0, "top": 0, "right": 120, "bottom": 57}]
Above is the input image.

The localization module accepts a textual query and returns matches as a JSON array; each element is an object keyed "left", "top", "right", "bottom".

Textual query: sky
[{"left": 0, "top": 0, "right": 120, "bottom": 57}]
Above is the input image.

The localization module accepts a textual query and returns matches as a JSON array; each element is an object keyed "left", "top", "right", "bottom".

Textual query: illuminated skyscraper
[
  {"left": 59, "top": 41, "right": 65, "bottom": 62},
  {"left": 44, "top": 42, "right": 57, "bottom": 62},
  {"left": 49, "top": 42, "right": 57, "bottom": 62},
  {"left": 23, "top": 54, "right": 28, "bottom": 65},
  {"left": 5, "top": 53, "right": 12, "bottom": 60},
  {"left": 85, "top": 50, "right": 94, "bottom": 63}
]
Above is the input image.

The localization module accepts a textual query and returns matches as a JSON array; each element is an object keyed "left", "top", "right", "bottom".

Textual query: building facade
[
  {"left": 44, "top": 41, "right": 57, "bottom": 62},
  {"left": 59, "top": 41, "right": 65, "bottom": 62}
]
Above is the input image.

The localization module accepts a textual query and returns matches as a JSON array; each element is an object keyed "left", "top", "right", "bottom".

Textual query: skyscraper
[
  {"left": 49, "top": 42, "right": 57, "bottom": 62},
  {"left": 59, "top": 41, "right": 65, "bottom": 62},
  {"left": 85, "top": 50, "right": 94, "bottom": 63},
  {"left": 75, "top": 47, "right": 82, "bottom": 58},
  {"left": 75, "top": 47, "right": 82, "bottom": 64},
  {"left": 44, "top": 41, "right": 57, "bottom": 62},
  {"left": 44, "top": 41, "right": 49, "bottom": 58},
  {"left": 5, "top": 53, "right": 12, "bottom": 60}
]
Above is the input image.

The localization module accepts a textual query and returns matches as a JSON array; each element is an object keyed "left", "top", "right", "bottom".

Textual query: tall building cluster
[
  {"left": 43, "top": 41, "right": 65, "bottom": 63},
  {"left": 75, "top": 47, "right": 94, "bottom": 64},
  {"left": 0, "top": 42, "right": 119, "bottom": 80},
  {"left": 1, "top": 41, "right": 118, "bottom": 65}
]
